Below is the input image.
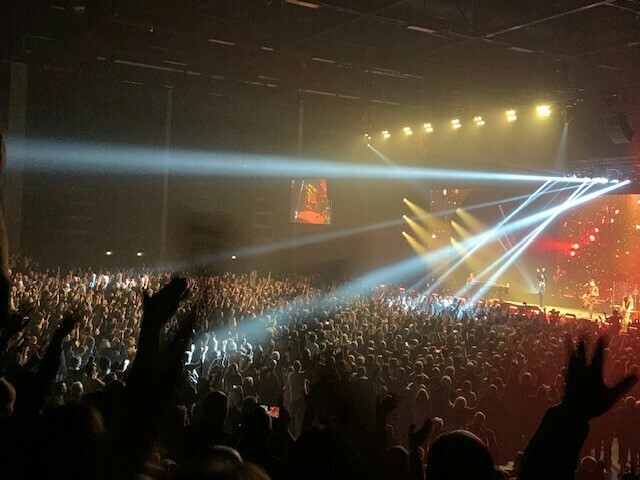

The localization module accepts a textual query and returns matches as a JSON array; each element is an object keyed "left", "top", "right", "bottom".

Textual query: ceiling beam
[
  {"left": 287, "top": 0, "right": 410, "bottom": 47},
  {"left": 484, "top": 0, "right": 616, "bottom": 38}
]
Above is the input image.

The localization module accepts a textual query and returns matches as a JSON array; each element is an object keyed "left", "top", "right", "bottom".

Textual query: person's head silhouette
[{"left": 426, "top": 430, "right": 494, "bottom": 480}]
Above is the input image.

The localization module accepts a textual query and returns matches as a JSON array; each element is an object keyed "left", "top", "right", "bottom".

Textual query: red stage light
[
  {"left": 615, "top": 209, "right": 620, "bottom": 215},
  {"left": 636, "top": 225, "right": 640, "bottom": 230},
  {"left": 589, "top": 235, "right": 596, "bottom": 241},
  {"left": 594, "top": 228, "right": 599, "bottom": 233},
  {"left": 572, "top": 243, "right": 580, "bottom": 249},
  {"left": 570, "top": 251, "right": 576, "bottom": 257}
]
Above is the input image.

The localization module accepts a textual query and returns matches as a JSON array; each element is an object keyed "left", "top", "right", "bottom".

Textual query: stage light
[
  {"left": 403, "top": 197, "right": 408, "bottom": 202},
  {"left": 231, "top": 255, "right": 237, "bottom": 260},
  {"left": 594, "top": 227, "right": 599, "bottom": 233},
  {"left": 403, "top": 127, "right": 413, "bottom": 136},
  {"left": 403, "top": 215, "right": 408, "bottom": 219},
  {"left": 506, "top": 110, "right": 517, "bottom": 122},
  {"left": 431, "top": 234, "right": 437, "bottom": 239},
  {"left": 452, "top": 119, "right": 461, "bottom": 129},
  {"left": 382, "top": 130, "right": 391, "bottom": 139},
  {"left": 615, "top": 209, "right": 620, "bottom": 215},
  {"left": 611, "top": 218, "right": 615, "bottom": 223},
  {"left": 536, "top": 105, "right": 551, "bottom": 117},
  {"left": 572, "top": 243, "right": 580, "bottom": 249},
  {"left": 136, "top": 252, "right": 143, "bottom": 256},
  {"left": 402, "top": 231, "right": 407, "bottom": 235},
  {"left": 424, "top": 123, "right": 434, "bottom": 133},
  {"left": 589, "top": 235, "right": 596, "bottom": 241},
  {"left": 570, "top": 251, "right": 576, "bottom": 257},
  {"left": 106, "top": 251, "right": 113, "bottom": 256},
  {"left": 635, "top": 225, "right": 640, "bottom": 230},
  {"left": 473, "top": 116, "right": 485, "bottom": 126}
]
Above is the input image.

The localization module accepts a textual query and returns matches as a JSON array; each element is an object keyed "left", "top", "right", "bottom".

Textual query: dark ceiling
[{"left": 3, "top": 0, "right": 640, "bottom": 113}]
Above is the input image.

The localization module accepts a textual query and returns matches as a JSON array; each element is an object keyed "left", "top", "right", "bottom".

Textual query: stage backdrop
[{"left": 557, "top": 194, "right": 640, "bottom": 304}]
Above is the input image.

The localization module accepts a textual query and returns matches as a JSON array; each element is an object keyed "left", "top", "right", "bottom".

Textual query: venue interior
[{"left": 1, "top": 1, "right": 640, "bottom": 479}]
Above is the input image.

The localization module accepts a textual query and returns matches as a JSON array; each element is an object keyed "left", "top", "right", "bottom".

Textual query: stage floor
[{"left": 542, "top": 304, "right": 605, "bottom": 321}]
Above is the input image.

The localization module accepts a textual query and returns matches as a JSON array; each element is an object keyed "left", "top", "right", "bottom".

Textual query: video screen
[{"left": 290, "top": 179, "right": 331, "bottom": 225}]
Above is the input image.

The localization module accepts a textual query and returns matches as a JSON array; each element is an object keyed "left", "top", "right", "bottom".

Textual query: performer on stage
[
  {"left": 466, "top": 272, "right": 475, "bottom": 285},
  {"left": 536, "top": 268, "right": 546, "bottom": 308},
  {"left": 622, "top": 294, "right": 635, "bottom": 326},
  {"left": 581, "top": 278, "right": 600, "bottom": 320}
]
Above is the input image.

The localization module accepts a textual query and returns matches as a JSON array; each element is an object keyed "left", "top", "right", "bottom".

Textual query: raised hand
[
  {"left": 409, "top": 420, "right": 432, "bottom": 451},
  {"left": 54, "top": 312, "right": 81, "bottom": 339},
  {"left": 142, "top": 277, "right": 188, "bottom": 328},
  {"left": 563, "top": 335, "right": 638, "bottom": 421},
  {"left": 376, "top": 392, "right": 399, "bottom": 423}
]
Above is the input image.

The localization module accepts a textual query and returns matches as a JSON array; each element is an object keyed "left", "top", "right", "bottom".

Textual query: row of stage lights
[{"left": 366, "top": 105, "right": 552, "bottom": 141}]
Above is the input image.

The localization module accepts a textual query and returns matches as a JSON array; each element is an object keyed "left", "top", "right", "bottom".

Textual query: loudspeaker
[{"left": 605, "top": 113, "right": 634, "bottom": 144}]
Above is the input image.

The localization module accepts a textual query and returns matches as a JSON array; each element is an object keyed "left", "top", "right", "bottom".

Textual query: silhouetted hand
[
  {"left": 563, "top": 335, "right": 637, "bottom": 421},
  {"left": 53, "top": 312, "right": 81, "bottom": 339},
  {"left": 409, "top": 419, "right": 432, "bottom": 451},
  {"left": 376, "top": 392, "right": 399, "bottom": 423},
  {"left": 142, "top": 277, "right": 188, "bottom": 328}
]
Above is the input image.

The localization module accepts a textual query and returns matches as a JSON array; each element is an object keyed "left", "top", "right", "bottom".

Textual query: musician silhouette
[
  {"left": 582, "top": 278, "right": 600, "bottom": 320},
  {"left": 536, "top": 268, "right": 546, "bottom": 308}
]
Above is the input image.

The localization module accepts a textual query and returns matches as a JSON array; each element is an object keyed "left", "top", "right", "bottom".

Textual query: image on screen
[{"left": 290, "top": 179, "right": 331, "bottom": 225}]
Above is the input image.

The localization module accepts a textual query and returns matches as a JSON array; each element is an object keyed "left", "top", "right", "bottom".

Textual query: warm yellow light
[
  {"left": 506, "top": 109, "right": 517, "bottom": 122},
  {"left": 424, "top": 123, "right": 433, "bottom": 133},
  {"left": 403, "top": 197, "right": 407, "bottom": 202},
  {"left": 536, "top": 105, "right": 551, "bottom": 117},
  {"left": 402, "top": 231, "right": 407, "bottom": 235},
  {"left": 451, "top": 118, "right": 461, "bottom": 129},
  {"left": 403, "top": 126, "right": 413, "bottom": 136},
  {"left": 473, "top": 116, "right": 485, "bottom": 126},
  {"left": 382, "top": 130, "right": 391, "bottom": 139}
]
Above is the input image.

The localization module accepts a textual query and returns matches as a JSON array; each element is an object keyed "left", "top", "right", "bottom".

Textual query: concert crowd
[{"left": 1, "top": 259, "right": 639, "bottom": 480}]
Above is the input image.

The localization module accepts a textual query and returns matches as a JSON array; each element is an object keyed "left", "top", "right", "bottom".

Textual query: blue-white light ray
[{"left": 7, "top": 137, "right": 601, "bottom": 184}]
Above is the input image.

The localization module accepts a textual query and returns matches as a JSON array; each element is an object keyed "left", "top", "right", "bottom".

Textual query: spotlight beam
[
  {"left": 404, "top": 216, "right": 430, "bottom": 242},
  {"left": 12, "top": 137, "right": 601, "bottom": 184},
  {"left": 498, "top": 205, "right": 534, "bottom": 289}
]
